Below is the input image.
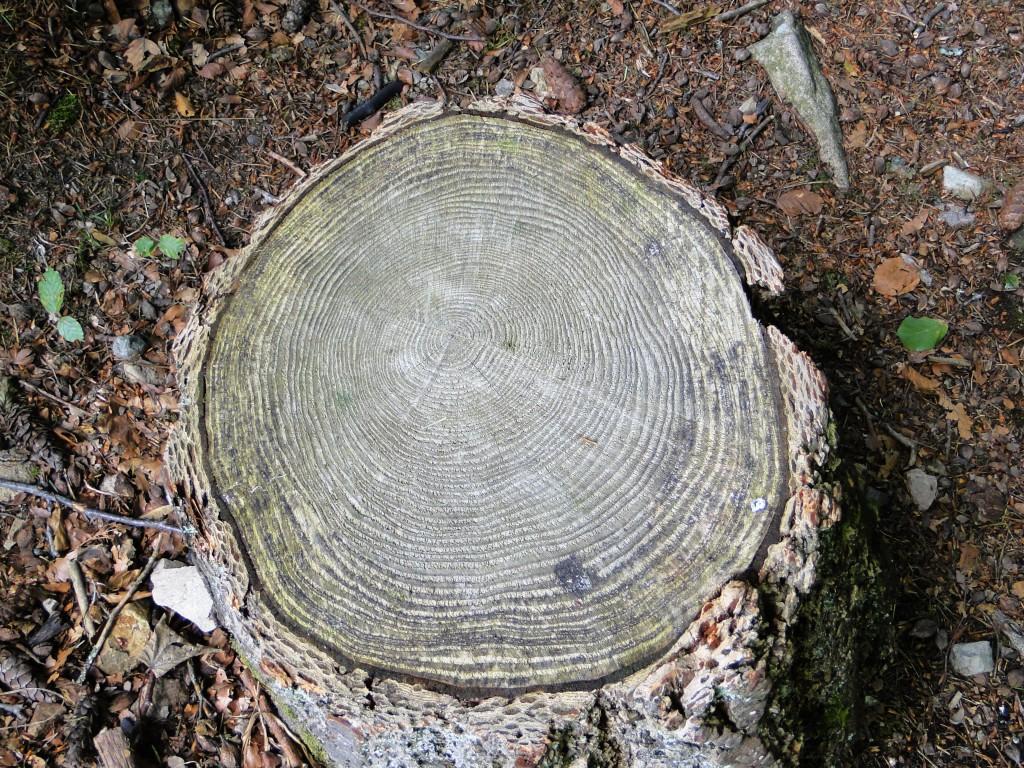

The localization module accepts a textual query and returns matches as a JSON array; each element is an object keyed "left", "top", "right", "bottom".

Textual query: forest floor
[{"left": 1, "top": 0, "right": 1023, "bottom": 765}]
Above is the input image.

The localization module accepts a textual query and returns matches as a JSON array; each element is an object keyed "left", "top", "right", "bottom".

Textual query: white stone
[
  {"left": 949, "top": 640, "right": 994, "bottom": 677},
  {"left": 942, "top": 165, "right": 988, "bottom": 200},
  {"left": 150, "top": 560, "right": 217, "bottom": 633},
  {"left": 905, "top": 468, "right": 938, "bottom": 511}
]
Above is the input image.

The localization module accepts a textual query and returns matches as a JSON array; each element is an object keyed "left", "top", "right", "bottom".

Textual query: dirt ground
[{"left": 1, "top": 0, "right": 1023, "bottom": 765}]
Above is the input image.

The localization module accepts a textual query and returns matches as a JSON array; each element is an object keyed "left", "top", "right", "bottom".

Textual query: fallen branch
[
  {"left": 342, "top": 80, "right": 404, "bottom": 128},
  {"left": 416, "top": 38, "right": 453, "bottom": 74},
  {"left": 267, "top": 150, "right": 307, "bottom": 179},
  {"left": 17, "top": 379, "right": 88, "bottom": 419},
  {"left": 181, "top": 151, "right": 226, "bottom": 246},
  {"left": 714, "top": 0, "right": 768, "bottom": 23},
  {"left": 77, "top": 548, "right": 162, "bottom": 684},
  {"left": 67, "top": 556, "right": 97, "bottom": 638},
  {"left": 0, "top": 479, "right": 187, "bottom": 535},
  {"left": 350, "top": 1, "right": 484, "bottom": 42},
  {"left": 689, "top": 95, "right": 732, "bottom": 140},
  {"left": 329, "top": 0, "right": 367, "bottom": 58},
  {"left": 713, "top": 113, "right": 774, "bottom": 187}
]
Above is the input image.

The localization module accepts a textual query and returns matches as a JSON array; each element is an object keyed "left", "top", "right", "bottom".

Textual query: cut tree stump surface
[{"left": 169, "top": 97, "right": 836, "bottom": 767}]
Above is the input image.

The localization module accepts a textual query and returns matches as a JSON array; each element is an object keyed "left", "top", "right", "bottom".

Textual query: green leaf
[
  {"left": 156, "top": 234, "right": 186, "bottom": 260},
  {"left": 897, "top": 316, "right": 948, "bottom": 352},
  {"left": 56, "top": 316, "right": 84, "bottom": 342},
  {"left": 37, "top": 269, "right": 64, "bottom": 314},
  {"left": 134, "top": 236, "right": 156, "bottom": 258},
  {"left": 1004, "top": 273, "right": 1021, "bottom": 290}
]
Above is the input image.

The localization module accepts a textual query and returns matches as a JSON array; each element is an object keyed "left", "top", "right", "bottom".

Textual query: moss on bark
[{"left": 761, "top": 472, "right": 893, "bottom": 766}]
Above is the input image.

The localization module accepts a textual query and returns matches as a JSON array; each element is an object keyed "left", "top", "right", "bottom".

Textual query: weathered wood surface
[{"left": 167, "top": 97, "right": 840, "bottom": 767}]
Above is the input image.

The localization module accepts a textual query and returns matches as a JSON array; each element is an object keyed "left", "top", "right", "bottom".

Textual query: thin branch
[
  {"left": 329, "top": 0, "right": 367, "bottom": 58},
  {"left": 181, "top": 151, "right": 226, "bottom": 246},
  {"left": 0, "top": 479, "right": 188, "bottom": 535},
  {"left": 650, "top": 0, "right": 681, "bottom": 14},
  {"left": 207, "top": 42, "right": 245, "bottom": 62},
  {"left": 17, "top": 380, "right": 88, "bottom": 419},
  {"left": 350, "top": 1, "right": 484, "bottom": 42},
  {"left": 76, "top": 548, "right": 162, "bottom": 684},
  {"left": 689, "top": 95, "right": 731, "bottom": 140},
  {"left": 267, "top": 150, "right": 307, "bottom": 178},
  {"left": 67, "top": 556, "right": 97, "bottom": 638},
  {"left": 714, "top": 0, "right": 769, "bottom": 23}
]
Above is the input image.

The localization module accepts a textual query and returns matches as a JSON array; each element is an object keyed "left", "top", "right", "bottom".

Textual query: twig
[
  {"left": 650, "top": 0, "right": 681, "bottom": 14},
  {"left": 342, "top": 80, "right": 404, "bottom": 128},
  {"left": 714, "top": 0, "right": 769, "bottom": 22},
  {"left": 885, "top": 425, "right": 918, "bottom": 467},
  {"left": 207, "top": 42, "right": 245, "bottom": 62},
  {"left": 689, "top": 95, "right": 731, "bottom": 140},
  {"left": 927, "top": 355, "right": 971, "bottom": 368},
  {"left": 77, "top": 548, "right": 162, "bottom": 684},
  {"left": 829, "top": 307, "right": 858, "bottom": 341},
  {"left": 919, "top": 2, "right": 946, "bottom": 32},
  {"left": 329, "top": 0, "right": 367, "bottom": 58},
  {"left": 180, "top": 152, "right": 226, "bottom": 246},
  {"left": 644, "top": 52, "right": 668, "bottom": 98},
  {"left": 416, "top": 38, "right": 453, "bottom": 74},
  {"left": 18, "top": 380, "right": 88, "bottom": 419},
  {"left": 0, "top": 479, "right": 187, "bottom": 535},
  {"left": 267, "top": 150, "right": 307, "bottom": 178},
  {"left": 67, "top": 556, "right": 97, "bottom": 638},
  {"left": 713, "top": 113, "right": 774, "bottom": 187},
  {"left": 350, "top": 1, "right": 484, "bottom": 42}
]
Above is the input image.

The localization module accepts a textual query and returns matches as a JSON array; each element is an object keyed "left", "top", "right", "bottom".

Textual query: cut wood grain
[{"left": 165, "top": 96, "right": 846, "bottom": 768}]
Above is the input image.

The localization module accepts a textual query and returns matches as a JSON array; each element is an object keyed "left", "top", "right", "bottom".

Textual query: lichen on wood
[{"left": 166, "top": 96, "right": 864, "bottom": 767}]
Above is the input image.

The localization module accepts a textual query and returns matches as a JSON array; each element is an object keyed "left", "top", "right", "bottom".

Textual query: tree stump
[{"left": 167, "top": 98, "right": 848, "bottom": 767}]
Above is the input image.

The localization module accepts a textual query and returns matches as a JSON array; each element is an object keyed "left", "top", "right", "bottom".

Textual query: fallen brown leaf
[
  {"left": 899, "top": 364, "right": 940, "bottom": 392},
  {"left": 901, "top": 208, "right": 929, "bottom": 236},
  {"left": 776, "top": 189, "right": 824, "bottom": 216},
  {"left": 957, "top": 542, "right": 980, "bottom": 573},
  {"left": 174, "top": 91, "right": 196, "bottom": 117},
  {"left": 999, "top": 181, "right": 1024, "bottom": 231},
  {"left": 540, "top": 57, "right": 586, "bottom": 114},
  {"left": 872, "top": 256, "right": 920, "bottom": 296}
]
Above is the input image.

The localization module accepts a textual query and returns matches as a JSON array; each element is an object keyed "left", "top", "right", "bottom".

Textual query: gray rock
[
  {"left": 111, "top": 334, "right": 147, "bottom": 361},
  {"left": 1008, "top": 226, "right": 1024, "bottom": 254},
  {"left": 943, "top": 165, "right": 989, "bottom": 200},
  {"left": 529, "top": 66, "right": 550, "bottom": 100},
  {"left": 494, "top": 78, "right": 515, "bottom": 98},
  {"left": 750, "top": 10, "right": 850, "bottom": 189},
  {"left": 949, "top": 640, "right": 994, "bottom": 677},
  {"left": 151, "top": 560, "right": 218, "bottom": 633},
  {"left": 149, "top": 0, "right": 173, "bottom": 29},
  {"left": 906, "top": 469, "right": 938, "bottom": 511},
  {"left": 939, "top": 204, "right": 976, "bottom": 229}
]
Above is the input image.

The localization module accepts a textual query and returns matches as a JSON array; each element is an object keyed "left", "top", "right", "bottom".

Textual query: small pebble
[
  {"left": 733, "top": 48, "right": 750, "bottom": 62},
  {"left": 111, "top": 334, "right": 147, "bottom": 361}
]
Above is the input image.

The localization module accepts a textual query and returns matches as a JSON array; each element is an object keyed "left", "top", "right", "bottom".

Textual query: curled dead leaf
[{"left": 873, "top": 256, "right": 920, "bottom": 297}]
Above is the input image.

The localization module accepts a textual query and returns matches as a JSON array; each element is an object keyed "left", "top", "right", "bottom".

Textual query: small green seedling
[
  {"left": 1004, "top": 273, "right": 1021, "bottom": 291},
  {"left": 896, "top": 316, "right": 948, "bottom": 352},
  {"left": 38, "top": 269, "right": 84, "bottom": 342},
  {"left": 134, "top": 233, "right": 187, "bottom": 260}
]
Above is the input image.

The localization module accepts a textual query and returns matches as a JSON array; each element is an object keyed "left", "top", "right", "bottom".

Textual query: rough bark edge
[{"left": 165, "top": 97, "right": 837, "bottom": 767}]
